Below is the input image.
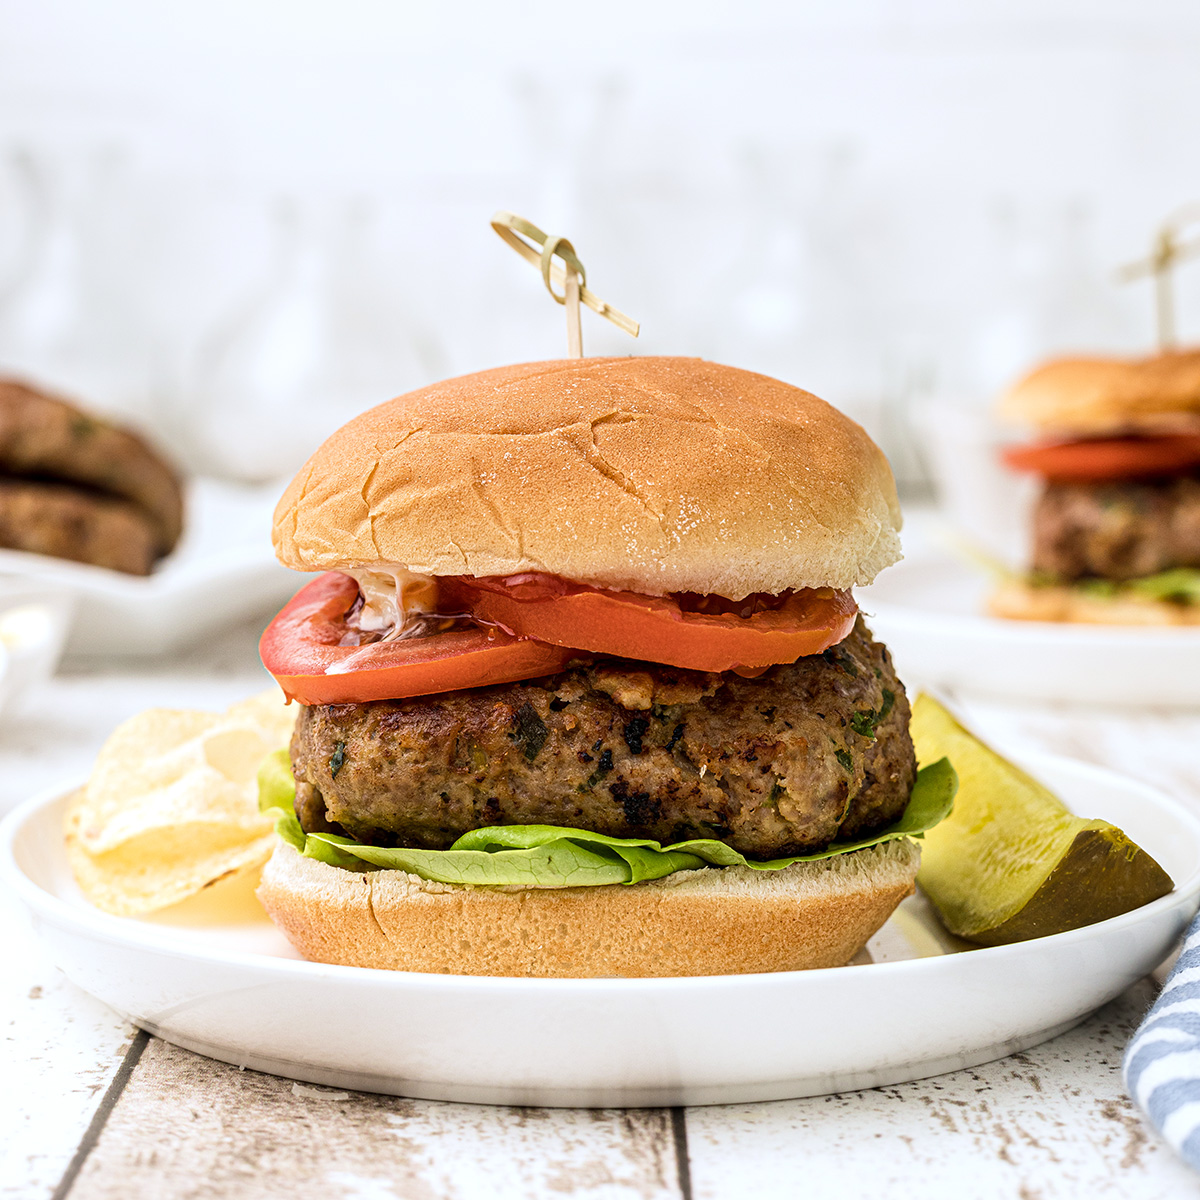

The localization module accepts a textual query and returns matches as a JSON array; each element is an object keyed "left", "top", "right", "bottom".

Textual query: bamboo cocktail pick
[
  {"left": 1117, "top": 203, "right": 1200, "bottom": 349},
  {"left": 491, "top": 211, "right": 639, "bottom": 357}
]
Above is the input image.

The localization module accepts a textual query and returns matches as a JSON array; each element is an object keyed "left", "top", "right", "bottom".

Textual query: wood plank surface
[
  {"left": 683, "top": 980, "right": 1197, "bottom": 1200},
  {"left": 61, "top": 1039, "right": 684, "bottom": 1200},
  {"left": 0, "top": 886, "right": 133, "bottom": 1199}
]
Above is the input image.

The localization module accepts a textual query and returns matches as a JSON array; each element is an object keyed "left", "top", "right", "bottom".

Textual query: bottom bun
[
  {"left": 256, "top": 839, "right": 920, "bottom": 978},
  {"left": 989, "top": 579, "right": 1200, "bottom": 626}
]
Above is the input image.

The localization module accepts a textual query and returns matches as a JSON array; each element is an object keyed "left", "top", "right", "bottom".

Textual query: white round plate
[
  {"left": 862, "top": 555, "right": 1200, "bottom": 707},
  {"left": 0, "top": 477, "right": 299, "bottom": 658},
  {"left": 3, "top": 753, "right": 1198, "bottom": 1108}
]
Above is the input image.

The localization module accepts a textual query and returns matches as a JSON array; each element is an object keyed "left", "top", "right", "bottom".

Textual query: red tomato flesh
[
  {"left": 260, "top": 572, "right": 576, "bottom": 705},
  {"left": 1002, "top": 434, "right": 1200, "bottom": 482},
  {"left": 441, "top": 574, "right": 858, "bottom": 673},
  {"left": 263, "top": 572, "right": 860, "bottom": 704}
]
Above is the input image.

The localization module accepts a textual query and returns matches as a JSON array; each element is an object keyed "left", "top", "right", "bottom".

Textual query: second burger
[{"left": 995, "top": 349, "right": 1200, "bottom": 624}]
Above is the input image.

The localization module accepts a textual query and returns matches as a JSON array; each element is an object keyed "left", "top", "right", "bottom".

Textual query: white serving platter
[
  {"left": 861, "top": 555, "right": 1200, "bottom": 707},
  {"left": 3, "top": 752, "right": 1197, "bottom": 1108},
  {"left": 0, "top": 476, "right": 300, "bottom": 658}
]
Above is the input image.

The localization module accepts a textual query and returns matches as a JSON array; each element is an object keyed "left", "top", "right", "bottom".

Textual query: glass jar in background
[
  {"left": 0, "top": 148, "right": 44, "bottom": 315},
  {"left": 0, "top": 146, "right": 162, "bottom": 426},
  {"left": 182, "top": 195, "right": 445, "bottom": 483}
]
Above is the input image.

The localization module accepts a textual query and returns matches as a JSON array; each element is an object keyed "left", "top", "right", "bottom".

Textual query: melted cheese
[{"left": 343, "top": 566, "right": 440, "bottom": 638}]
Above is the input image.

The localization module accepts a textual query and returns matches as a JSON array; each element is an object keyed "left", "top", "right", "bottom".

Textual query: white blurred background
[{"left": 1, "top": 0, "right": 1199, "bottom": 519}]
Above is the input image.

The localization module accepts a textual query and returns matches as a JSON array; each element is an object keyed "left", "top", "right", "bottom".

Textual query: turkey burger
[{"left": 256, "top": 357, "right": 953, "bottom": 977}]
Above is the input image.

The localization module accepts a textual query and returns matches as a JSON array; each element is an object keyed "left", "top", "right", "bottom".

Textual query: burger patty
[
  {"left": 1032, "top": 475, "right": 1200, "bottom": 582},
  {"left": 0, "top": 378, "right": 184, "bottom": 555},
  {"left": 0, "top": 477, "right": 160, "bottom": 574},
  {"left": 290, "top": 617, "right": 916, "bottom": 860}
]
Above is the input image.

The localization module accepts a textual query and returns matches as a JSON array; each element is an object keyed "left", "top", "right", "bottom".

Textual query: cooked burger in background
[
  {"left": 0, "top": 378, "right": 184, "bottom": 574},
  {"left": 256, "top": 356, "right": 953, "bottom": 978},
  {"left": 994, "top": 351, "right": 1200, "bottom": 624}
]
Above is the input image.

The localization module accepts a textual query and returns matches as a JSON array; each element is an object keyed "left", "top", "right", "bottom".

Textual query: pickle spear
[{"left": 910, "top": 693, "right": 1173, "bottom": 945}]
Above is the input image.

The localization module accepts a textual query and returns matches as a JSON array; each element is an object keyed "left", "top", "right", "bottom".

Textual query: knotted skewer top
[
  {"left": 491, "top": 211, "right": 639, "bottom": 357},
  {"left": 1118, "top": 204, "right": 1200, "bottom": 350}
]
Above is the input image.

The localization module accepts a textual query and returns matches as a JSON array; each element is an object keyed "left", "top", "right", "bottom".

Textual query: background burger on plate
[
  {"left": 256, "top": 356, "right": 954, "bottom": 978},
  {"left": 994, "top": 350, "right": 1200, "bottom": 625}
]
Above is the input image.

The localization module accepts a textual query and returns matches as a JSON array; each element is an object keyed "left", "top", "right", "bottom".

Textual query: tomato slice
[
  {"left": 1001, "top": 435, "right": 1200, "bottom": 482},
  {"left": 441, "top": 574, "right": 858, "bottom": 673},
  {"left": 260, "top": 572, "right": 577, "bottom": 705}
]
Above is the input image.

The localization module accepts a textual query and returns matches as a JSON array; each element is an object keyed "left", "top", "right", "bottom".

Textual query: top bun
[
  {"left": 999, "top": 350, "right": 1200, "bottom": 437},
  {"left": 273, "top": 357, "right": 901, "bottom": 599}
]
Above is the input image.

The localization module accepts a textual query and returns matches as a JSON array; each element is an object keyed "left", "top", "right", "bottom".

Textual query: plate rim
[
  {"left": 0, "top": 543, "right": 286, "bottom": 598},
  {"left": 5, "top": 749, "right": 1200, "bottom": 995},
  {"left": 864, "top": 558, "right": 1200, "bottom": 645},
  {"left": 869, "top": 599, "right": 1200, "bottom": 645}
]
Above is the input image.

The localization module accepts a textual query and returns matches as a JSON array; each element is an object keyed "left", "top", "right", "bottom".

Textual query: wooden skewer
[
  {"left": 564, "top": 267, "right": 583, "bottom": 358},
  {"left": 491, "top": 212, "right": 640, "bottom": 355},
  {"left": 1117, "top": 204, "right": 1200, "bottom": 350}
]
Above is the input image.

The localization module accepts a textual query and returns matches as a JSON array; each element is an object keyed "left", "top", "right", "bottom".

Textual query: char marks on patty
[{"left": 289, "top": 617, "right": 915, "bottom": 860}]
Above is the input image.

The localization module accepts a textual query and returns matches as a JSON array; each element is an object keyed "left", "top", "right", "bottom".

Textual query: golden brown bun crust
[
  {"left": 998, "top": 351, "right": 1200, "bottom": 437},
  {"left": 989, "top": 579, "right": 1200, "bottom": 626},
  {"left": 273, "top": 357, "right": 901, "bottom": 599},
  {"left": 256, "top": 839, "right": 919, "bottom": 978}
]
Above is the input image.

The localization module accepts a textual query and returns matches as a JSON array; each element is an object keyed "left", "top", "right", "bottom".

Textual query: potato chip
[
  {"left": 65, "top": 816, "right": 278, "bottom": 917},
  {"left": 65, "top": 689, "right": 296, "bottom": 915},
  {"left": 226, "top": 689, "right": 301, "bottom": 745}
]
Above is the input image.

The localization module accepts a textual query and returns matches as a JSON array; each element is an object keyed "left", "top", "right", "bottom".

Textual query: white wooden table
[{"left": 4, "top": 615, "right": 1200, "bottom": 1199}]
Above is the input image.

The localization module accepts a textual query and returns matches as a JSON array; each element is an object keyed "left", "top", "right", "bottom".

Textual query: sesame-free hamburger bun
[
  {"left": 272, "top": 356, "right": 902, "bottom": 599},
  {"left": 998, "top": 350, "right": 1200, "bottom": 438}
]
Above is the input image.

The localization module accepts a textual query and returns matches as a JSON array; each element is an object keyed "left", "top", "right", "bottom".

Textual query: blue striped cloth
[{"left": 1125, "top": 916, "right": 1200, "bottom": 1166}]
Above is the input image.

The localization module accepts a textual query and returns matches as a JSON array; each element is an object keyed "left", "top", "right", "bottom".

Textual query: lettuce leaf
[
  {"left": 945, "top": 531, "right": 1200, "bottom": 607},
  {"left": 257, "top": 748, "right": 306, "bottom": 850},
  {"left": 1034, "top": 566, "right": 1200, "bottom": 606},
  {"left": 1126, "top": 567, "right": 1200, "bottom": 604},
  {"left": 258, "top": 752, "right": 956, "bottom": 888},
  {"left": 258, "top": 748, "right": 297, "bottom": 814}
]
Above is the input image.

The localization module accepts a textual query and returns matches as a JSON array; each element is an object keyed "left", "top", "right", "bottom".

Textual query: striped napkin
[{"left": 1125, "top": 916, "right": 1200, "bottom": 1166}]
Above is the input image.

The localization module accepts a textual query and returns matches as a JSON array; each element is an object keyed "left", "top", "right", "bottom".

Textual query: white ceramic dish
[
  {"left": 861, "top": 555, "right": 1200, "bottom": 707},
  {"left": 0, "top": 585, "right": 72, "bottom": 712},
  {"left": 3, "top": 752, "right": 1197, "bottom": 1108},
  {"left": 0, "top": 477, "right": 299, "bottom": 658}
]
